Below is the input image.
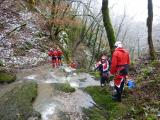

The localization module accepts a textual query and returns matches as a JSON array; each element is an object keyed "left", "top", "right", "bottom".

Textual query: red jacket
[
  {"left": 57, "top": 49, "right": 63, "bottom": 57},
  {"left": 48, "top": 50, "right": 58, "bottom": 57},
  {"left": 48, "top": 50, "right": 53, "bottom": 56},
  {"left": 52, "top": 50, "right": 58, "bottom": 56},
  {"left": 70, "top": 62, "right": 77, "bottom": 68},
  {"left": 110, "top": 48, "right": 130, "bottom": 74}
]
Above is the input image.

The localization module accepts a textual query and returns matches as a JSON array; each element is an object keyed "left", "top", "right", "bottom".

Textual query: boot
[{"left": 112, "top": 93, "right": 121, "bottom": 102}]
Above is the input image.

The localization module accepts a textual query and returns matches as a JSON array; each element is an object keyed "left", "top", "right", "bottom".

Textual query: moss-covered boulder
[
  {"left": 54, "top": 83, "right": 75, "bottom": 93},
  {"left": 0, "top": 69, "right": 16, "bottom": 84},
  {"left": 0, "top": 82, "right": 41, "bottom": 120},
  {"left": 83, "top": 86, "right": 126, "bottom": 120}
]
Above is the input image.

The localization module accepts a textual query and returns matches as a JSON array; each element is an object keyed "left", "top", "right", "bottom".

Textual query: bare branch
[
  {"left": 115, "top": 8, "right": 126, "bottom": 40},
  {"left": 0, "top": 23, "right": 27, "bottom": 42},
  {"left": 67, "top": 0, "right": 103, "bottom": 27}
]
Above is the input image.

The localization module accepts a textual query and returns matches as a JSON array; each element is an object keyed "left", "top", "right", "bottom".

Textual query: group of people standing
[
  {"left": 95, "top": 41, "right": 130, "bottom": 102},
  {"left": 48, "top": 47, "right": 63, "bottom": 68},
  {"left": 48, "top": 41, "right": 130, "bottom": 102}
]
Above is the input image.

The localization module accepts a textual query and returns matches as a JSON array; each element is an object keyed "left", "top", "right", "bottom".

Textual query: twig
[
  {"left": 90, "top": 101, "right": 109, "bottom": 119},
  {"left": 90, "top": 101, "right": 103, "bottom": 110},
  {"left": 0, "top": 23, "right": 27, "bottom": 41}
]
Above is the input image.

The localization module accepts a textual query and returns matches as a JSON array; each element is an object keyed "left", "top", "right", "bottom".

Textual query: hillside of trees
[{"left": 0, "top": 0, "right": 160, "bottom": 120}]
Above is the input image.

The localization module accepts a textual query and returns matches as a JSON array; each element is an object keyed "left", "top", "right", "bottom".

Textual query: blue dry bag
[{"left": 127, "top": 80, "right": 135, "bottom": 89}]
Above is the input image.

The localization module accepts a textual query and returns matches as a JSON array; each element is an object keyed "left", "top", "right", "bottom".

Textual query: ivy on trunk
[
  {"left": 147, "top": 0, "right": 156, "bottom": 60},
  {"left": 102, "top": 0, "right": 116, "bottom": 54}
]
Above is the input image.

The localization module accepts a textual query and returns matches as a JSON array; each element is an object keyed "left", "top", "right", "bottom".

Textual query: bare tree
[{"left": 115, "top": 9, "right": 126, "bottom": 41}]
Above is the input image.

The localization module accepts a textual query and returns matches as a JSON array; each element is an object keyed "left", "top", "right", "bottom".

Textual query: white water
[{"left": 19, "top": 65, "right": 99, "bottom": 120}]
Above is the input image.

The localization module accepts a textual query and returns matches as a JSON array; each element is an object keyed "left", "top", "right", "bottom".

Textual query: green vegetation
[
  {"left": 76, "top": 68, "right": 88, "bottom": 73},
  {"left": 122, "top": 61, "right": 160, "bottom": 120},
  {"left": 83, "top": 86, "right": 127, "bottom": 120},
  {"left": 123, "top": 81, "right": 160, "bottom": 120},
  {"left": 0, "top": 60, "right": 3, "bottom": 66},
  {"left": 0, "top": 70, "right": 16, "bottom": 83},
  {"left": 54, "top": 83, "right": 75, "bottom": 93},
  {"left": 136, "top": 61, "right": 160, "bottom": 83},
  {"left": 0, "top": 82, "right": 40, "bottom": 120},
  {"left": 89, "top": 71, "right": 101, "bottom": 80},
  {"left": 150, "top": 60, "right": 160, "bottom": 67},
  {"left": 14, "top": 42, "right": 33, "bottom": 56},
  {"left": 24, "top": 41, "right": 33, "bottom": 50},
  {"left": 84, "top": 60, "right": 160, "bottom": 120},
  {"left": 0, "top": 22, "right": 4, "bottom": 29}
]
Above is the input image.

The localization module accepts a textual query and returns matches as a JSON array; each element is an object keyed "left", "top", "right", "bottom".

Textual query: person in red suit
[
  {"left": 69, "top": 60, "right": 77, "bottom": 69},
  {"left": 48, "top": 48, "right": 58, "bottom": 68},
  {"left": 110, "top": 41, "right": 130, "bottom": 102},
  {"left": 52, "top": 48, "right": 58, "bottom": 68},
  {"left": 57, "top": 47, "right": 63, "bottom": 66}
]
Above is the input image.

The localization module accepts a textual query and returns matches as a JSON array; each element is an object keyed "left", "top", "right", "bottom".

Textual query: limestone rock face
[{"left": 0, "top": 0, "right": 49, "bottom": 68}]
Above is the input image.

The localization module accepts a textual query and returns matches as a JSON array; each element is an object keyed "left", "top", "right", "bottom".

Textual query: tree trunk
[
  {"left": 102, "top": 0, "right": 116, "bottom": 54},
  {"left": 147, "top": 0, "right": 156, "bottom": 60}
]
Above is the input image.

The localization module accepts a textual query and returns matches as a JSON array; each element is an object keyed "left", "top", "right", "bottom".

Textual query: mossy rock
[
  {"left": 0, "top": 60, "right": 3, "bottom": 66},
  {"left": 0, "top": 69, "right": 16, "bottom": 83},
  {"left": 83, "top": 86, "right": 127, "bottom": 120},
  {"left": 54, "top": 83, "right": 75, "bottom": 93},
  {"left": 14, "top": 47, "right": 26, "bottom": 56},
  {"left": 0, "top": 82, "right": 41, "bottom": 120},
  {"left": 89, "top": 71, "right": 100, "bottom": 80}
]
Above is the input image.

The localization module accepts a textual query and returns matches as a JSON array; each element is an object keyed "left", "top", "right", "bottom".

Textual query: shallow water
[{"left": 17, "top": 64, "right": 99, "bottom": 120}]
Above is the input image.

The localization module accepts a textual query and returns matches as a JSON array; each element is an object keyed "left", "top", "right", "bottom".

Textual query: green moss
[
  {"left": 0, "top": 60, "right": 3, "bottom": 66},
  {"left": 0, "top": 71, "right": 16, "bottom": 83},
  {"left": 102, "top": 0, "right": 116, "bottom": 54},
  {"left": 147, "top": 114, "right": 157, "bottom": 120},
  {"left": 150, "top": 60, "right": 160, "bottom": 67},
  {"left": 76, "top": 68, "right": 88, "bottom": 73},
  {"left": 136, "top": 66, "right": 154, "bottom": 83},
  {"left": 89, "top": 71, "right": 100, "bottom": 80},
  {"left": 54, "top": 83, "right": 75, "bottom": 93},
  {"left": 83, "top": 86, "right": 126, "bottom": 120},
  {"left": 0, "top": 22, "right": 4, "bottom": 29},
  {"left": 0, "top": 82, "right": 40, "bottom": 120},
  {"left": 25, "top": 41, "right": 33, "bottom": 50},
  {"left": 14, "top": 47, "right": 26, "bottom": 56}
]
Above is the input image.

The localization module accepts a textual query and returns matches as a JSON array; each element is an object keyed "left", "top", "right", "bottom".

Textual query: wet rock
[
  {"left": 0, "top": 0, "right": 49, "bottom": 68},
  {"left": 157, "top": 111, "right": 160, "bottom": 117},
  {"left": 28, "top": 111, "right": 41, "bottom": 120},
  {"left": 0, "top": 82, "right": 39, "bottom": 120},
  {"left": 0, "top": 68, "right": 16, "bottom": 83},
  {"left": 1, "top": 50, "right": 48, "bottom": 68}
]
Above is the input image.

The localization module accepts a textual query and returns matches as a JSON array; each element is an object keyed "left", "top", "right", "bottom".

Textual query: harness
[
  {"left": 115, "top": 64, "right": 129, "bottom": 88},
  {"left": 116, "top": 64, "right": 129, "bottom": 76}
]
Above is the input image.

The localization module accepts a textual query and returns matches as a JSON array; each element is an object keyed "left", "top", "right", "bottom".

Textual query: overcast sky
[{"left": 96, "top": 0, "right": 160, "bottom": 23}]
